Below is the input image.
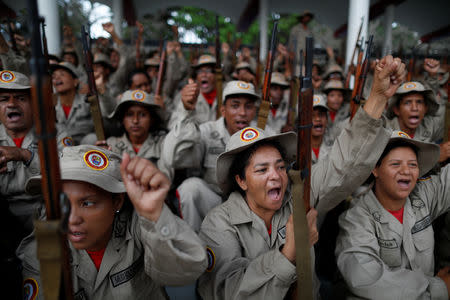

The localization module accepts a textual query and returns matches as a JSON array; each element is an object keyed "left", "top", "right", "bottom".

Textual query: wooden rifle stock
[
  {"left": 81, "top": 26, "right": 105, "bottom": 141},
  {"left": 256, "top": 21, "right": 278, "bottom": 129},
  {"left": 28, "top": 1, "right": 73, "bottom": 299},
  {"left": 407, "top": 51, "right": 415, "bottom": 82},
  {"left": 215, "top": 15, "right": 223, "bottom": 119},
  {"left": 350, "top": 35, "right": 373, "bottom": 121},
  {"left": 345, "top": 18, "right": 364, "bottom": 89},
  {"left": 155, "top": 42, "right": 166, "bottom": 98}
]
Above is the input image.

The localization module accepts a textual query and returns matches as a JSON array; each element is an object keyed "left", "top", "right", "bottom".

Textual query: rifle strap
[
  {"left": 215, "top": 69, "right": 223, "bottom": 120},
  {"left": 86, "top": 95, "right": 105, "bottom": 141},
  {"left": 34, "top": 220, "right": 64, "bottom": 300},
  {"left": 288, "top": 169, "right": 314, "bottom": 300},
  {"left": 257, "top": 100, "right": 270, "bottom": 129}
]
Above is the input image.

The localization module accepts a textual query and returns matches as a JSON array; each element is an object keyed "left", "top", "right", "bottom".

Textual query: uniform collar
[{"left": 0, "top": 124, "right": 36, "bottom": 146}]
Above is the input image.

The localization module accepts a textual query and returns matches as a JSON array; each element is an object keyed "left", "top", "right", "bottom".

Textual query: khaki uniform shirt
[
  {"left": 107, "top": 132, "right": 173, "bottom": 180},
  {"left": 267, "top": 93, "right": 290, "bottom": 133},
  {"left": 385, "top": 115, "right": 444, "bottom": 143},
  {"left": 336, "top": 166, "right": 450, "bottom": 300},
  {"left": 198, "top": 108, "right": 392, "bottom": 299},
  {"left": 19, "top": 205, "right": 208, "bottom": 300},
  {"left": 311, "top": 135, "right": 333, "bottom": 165},
  {"left": 55, "top": 93, "right": 94, "bottom": 145},
  {"left": 0, "top": 125, "right": 72, "bottom": 231},
  {"left": 326, "top": 102, "right": 351, "bottom": 142}
]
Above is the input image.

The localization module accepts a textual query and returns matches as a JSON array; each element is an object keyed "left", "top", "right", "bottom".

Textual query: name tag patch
[
  {"left": 110, "top": 255, "right": 144, "bottom": 287},
  {"left": 411, "top": 215, "right": 431, "bottom": 234},
  {"left": 378, "top": 238, "right": 398, "bottom": 249}
]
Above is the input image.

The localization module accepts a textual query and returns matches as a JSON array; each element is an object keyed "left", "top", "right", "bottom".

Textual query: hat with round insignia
[
  {"left": 49, "top": 61, "right": 79, "bottom": 78},
  {"left": 26, "top": 145, "right": 125, "bottom": 195},
  {"left": 223, "top": 80, "right": 260, "bottom": 103},
  {"left": 323, "top": 80, "right": 350, "bottom": 99},
  {"left": 386, "top": 81, "right": 438, "bottom": 119},
  {"left": 144, "top": 57, "right": 160, "bottom": 67},
  {"left": 0, "top": 70, "right": 31, "bottom": 90},
  {"left": 313, "top": 93, "right": 328, "bottom": 111},
  {"left": 216, "top": 127, "right": 296, "bottom": 194},
  {"left": 109, "top": 89, "right": 165, "bottom": 122},
  {"left": 193, "top": 54, "right": 216, "bottom": 68},
  {"left": 271, "top": 72, "right": 289, "bottom": 88}
]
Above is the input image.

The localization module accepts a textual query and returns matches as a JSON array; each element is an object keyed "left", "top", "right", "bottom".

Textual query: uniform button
[{"left": 161, "top": 226, "right": 170, "bottom": 237}]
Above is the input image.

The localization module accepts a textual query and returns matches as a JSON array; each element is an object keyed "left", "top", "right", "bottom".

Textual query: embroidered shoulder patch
[
  {"left": 62, "top": 137, "right": 73, "bottom": 147},
  {"left": 411, "top": 215, "right": 432, "bottom": 234},
  {"left": 23, "top": 278, "right": 39, "bottom": 300},
  {"left": 206, "top": 247, "right": 216, "bottom": 272},
  {"left": 110, "top": 254, "right": 144, "bottom": 287}
]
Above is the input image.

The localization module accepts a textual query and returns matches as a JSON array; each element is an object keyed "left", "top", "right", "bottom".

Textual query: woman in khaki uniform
[
  {"left": 198, "top": 55, "right": 407, "bottom": 299},
  {"left": 336, "top": 132, "right": 450, "bottom": 299},
  {"left": 19, "top": 145, "right": 207, "bottom": 299},
  {"left": 97, "top": 89, "right": 173, "bottom": 180}
]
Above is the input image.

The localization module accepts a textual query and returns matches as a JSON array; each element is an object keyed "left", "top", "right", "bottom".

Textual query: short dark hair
[
  {"left": 375, "top": 140, "right": 419, "bottom": 167},
  {"left": 397, "top": 92, "right": 427, "bottom": 108},
  {"left": 127, "top": 69, "right": 151, "bottom": 89},
  {"left": 229, "top": 140, "right": 286, "bottom": 196}
]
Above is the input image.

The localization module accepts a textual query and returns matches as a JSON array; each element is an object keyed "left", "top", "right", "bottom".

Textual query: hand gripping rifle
[
  {"left": 215, "top": 15, "right": 224, "bottom": 119},
  {"left": 350, "top": 35, "right": 373, "bottom": 121},
  {"left": 28, "top": 1, "right": 73, "bottom": 299},
  {"left": 81, "top": 25, "right": 106, "bottom": 141},
  {"left": 256, "top": 21, "right": 278, "bottom": 129},
  {"left": 287, "top": 37, "right": 314, "bottom": 300},
  {"left": 345, "top": 17, "right": 364, "bottom": 89}
]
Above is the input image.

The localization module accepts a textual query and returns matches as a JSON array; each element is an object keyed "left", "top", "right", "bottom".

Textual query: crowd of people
[{"left": 0, "top": 9, "right": 449, "bottom": 300}]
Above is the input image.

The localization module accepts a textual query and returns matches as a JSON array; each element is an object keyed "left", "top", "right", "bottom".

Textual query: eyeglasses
[{"left": 197, "top": 68, "right": 214, "bottom": 75}]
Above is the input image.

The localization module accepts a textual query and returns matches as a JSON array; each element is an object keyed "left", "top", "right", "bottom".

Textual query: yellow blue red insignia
[
  {"left": 83, "top": 150, "right": 109, "bottom": 171},
  {"left": 237, "top": 81, "right": 250, "bottom": 90},
  {"left": 0, "top": 70, "right": 15, "bottom": 83},
  {"left": 131, "top": 90, "right": 146, "bottom": 102},
  {"left": 397, "top": 131, "right": 411, "bottom": 138},
  {"left": 418, "top": 175, "right": 431, "bottom": 182},
  {"left": 23, "top": 278, "right": 38, "bottom": 300},
  {"left": 240, "top": 128, "right": 259, "bottom": 142},
  {"left": 206, "top": 247, "right": 215, "bottom": 272},
  {"left": 62, "top": 137, "right": 73, "bottom": 147},
  {"left": 403, "top": 82, "right": 416, "bottom": 90},
  {"left": 313, "top": 95, "right": 320, "bottom": 104}
]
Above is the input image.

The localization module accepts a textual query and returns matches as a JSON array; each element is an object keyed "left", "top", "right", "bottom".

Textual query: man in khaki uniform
[
  {"left": 0, "top": 70, "right": 72, "bottom": 236},
  {"left": 18, "top": 145, "right": 207, "bottom": 300},
  {"left": 311, "top": 94, "right": 333, "bottom": 164},
  {"left": 198, "top": 55, "right": 406, "bottom": 299},
  {"left": 168, "top": 55, "right": 218, "bottom": 128},
  {"left": 336, "top": 132, "right": 449, "bottom": 299},
  {"left": 266, "top": 72, "right": 290, "bottom": 133},
  {"left": 164, "top": 81, "right": 272, "bottom": 231}
]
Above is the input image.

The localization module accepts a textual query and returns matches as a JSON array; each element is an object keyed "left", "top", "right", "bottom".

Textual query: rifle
[
  {"left": 350, "top": 35, "right": 373, "bottom": 121},
  {"left": 28, "top": 1, "right": 73, "bottom": 299},
  {"left": 287, "top": 36, "right": 314, "bottom": 300},
  {"left": 285, "top": 45, "right": 301, "bottom": 130},
  {"left": 215, "top": 15, "right": 223, "bottom": 119},
  {"left": 155, "top": 42, "right": 166, "bottom": 98},
  {"left": 40, "top": 18, "right": 49, "bottom": 68},
  {"left": 256, "top": 21, "right": 278, "bottom": 129},
  {"left": 135, "top": 25, "right": 143, "bottom": 69},
  {"left": 81, "top": 25, "right": 106, "bottom": 141},
  {"left": 256, "top": 43, "right": 261, "bottom": 88},
  {"left": 345, "top": 17, "right": 364, "bottom": 89},
  {"left": 406, "top": 47, "right": 415, "bottom": 82},
  {"left": 7, "top": 20, "right": 19, "bottom": 54}
]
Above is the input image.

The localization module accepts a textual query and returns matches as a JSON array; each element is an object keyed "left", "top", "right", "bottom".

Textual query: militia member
[
  {"left": 0, "top": 70, "right": 72, "bottom": 236},
  {"left": 311, "top": 94, "right": 333, "bottom": 164},
  {"left": 266, "top": 72, "right": 290, "bottom": 133},
  {"left": 336, "top": 131, "right": 450, "bottom": 299},
  {"left": 198, "top": 54, "right": 406, "bottom": 299},
  {"left": 19, "top": 145, "right": 208, "bottom": 299}
]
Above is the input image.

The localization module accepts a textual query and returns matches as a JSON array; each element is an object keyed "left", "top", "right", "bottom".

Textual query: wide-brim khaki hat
[
  {"left": 50, "top": 61, "right": 78, "bottom": 78},
  {"left": 193, "top": 54, "right": 216, "bottom": 68},
  {"left": 313, "top": 94, "right": 328, "bottom": 110},
  {"left": 323, "top": 80, "right": 350, "bottom": 99},
  {"left": 235, "top": 62, "right": 255, "bottom": 75},
  {"left": 382, "top": 131, "right": 439, "bottom": 177},
  {"left": 271, "top": 72, "right": 289, "bottom": 87},
  {"left": 386, "top": 81, "right": 438, "bottom": 119},
  {"left": 26, "top": 145, "right": 126, "bottom": 195},
  {"left": 323, "top": 64, "right": 344, "bottom": 80},
  {"left": 216, "top": 127, "right": 297, "bottom": 194},
  {"left": 0, "top": 70, "right": 31, "bottom": 90},
  {"left": 223, "top": 80, "right": 260, "bottom": 102},
  {"left": 109, "top": 90, "right": 164, "bottom": 121},
  {"left": 93, "top": 53, "right": 114, "bottom": 70}
]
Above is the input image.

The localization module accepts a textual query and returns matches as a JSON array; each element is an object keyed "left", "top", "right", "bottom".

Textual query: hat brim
[
  {"left": 94, "top": 60, "right": 114, "bottom": 70},
  {"left": 109, "top": 99, "right": 165, "bottom": 121},
  {"left": 49, "top": 64, "right": 78, "bottom": 79},
  {"left": 26, "top": 168, "right": 126, "bottom": 196},
  {"left": 0, "top": 83, "right": 31, "bottom": 90},
  {"left": 216, "top": 131, "right": 297, "bottom": 195}
]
